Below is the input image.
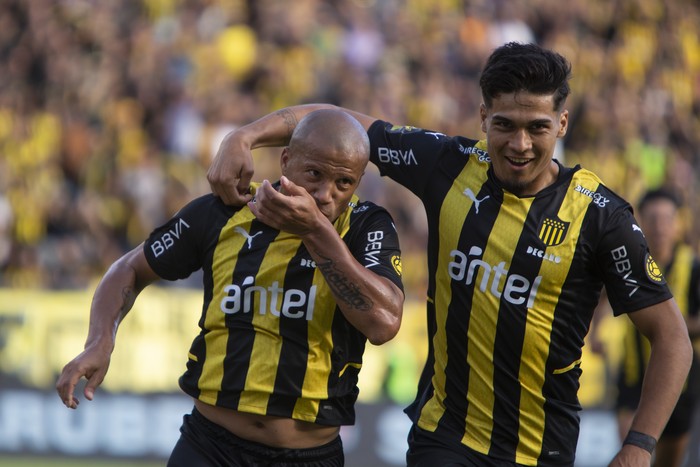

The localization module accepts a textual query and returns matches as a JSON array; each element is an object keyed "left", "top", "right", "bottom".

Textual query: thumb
[{"left": 84, "top": 370, "right": 107, "bottom": 401}]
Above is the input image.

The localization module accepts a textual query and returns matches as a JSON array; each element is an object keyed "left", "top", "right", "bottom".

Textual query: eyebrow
[{"left": 492, "top": 115, "right": 553, "bottom": 126}]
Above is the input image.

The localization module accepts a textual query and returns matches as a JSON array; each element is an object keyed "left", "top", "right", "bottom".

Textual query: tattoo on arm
[
  {"left": 317, "top": 256, "right": 372, "bottom": 311},
  {"left": 276, "top": 109, "right": 298, "bottom": 138}
]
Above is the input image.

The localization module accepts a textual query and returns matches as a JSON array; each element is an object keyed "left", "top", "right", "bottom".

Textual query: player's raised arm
[{"left": 207, "top": 104, "right": 379, "bottom": 206}]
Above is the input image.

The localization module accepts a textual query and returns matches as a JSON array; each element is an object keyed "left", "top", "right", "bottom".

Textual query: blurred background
[{"left": 1, "top": 0, "right": 699, "bottom": 466}]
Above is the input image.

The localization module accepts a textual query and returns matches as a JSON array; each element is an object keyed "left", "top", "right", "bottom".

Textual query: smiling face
[{"left": 480, "top": 92, "right": 568, "bottom": 197}]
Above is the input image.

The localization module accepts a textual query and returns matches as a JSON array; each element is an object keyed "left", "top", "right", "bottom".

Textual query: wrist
[
  {"left": 623, "top": 430, "right": 657, "bottom": 454},
  {"left": 300, "top": 214, "right": 335, "bottom": 244}
]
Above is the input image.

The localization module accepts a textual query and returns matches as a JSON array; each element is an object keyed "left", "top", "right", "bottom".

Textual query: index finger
[
  {"left": 56, "top": 366, "right": 83, "bottom": 409},
  {"left": 236, "top": 165, "right": 254, "bottom": 202}
]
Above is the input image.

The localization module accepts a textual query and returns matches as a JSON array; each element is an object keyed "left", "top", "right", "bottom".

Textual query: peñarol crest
[{"left": 539, "top": 217, "right": 569, "bottom": 247}]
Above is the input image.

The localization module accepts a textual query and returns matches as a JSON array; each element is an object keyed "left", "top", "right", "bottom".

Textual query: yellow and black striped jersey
[
  {"left": 368, "top": 121, "right": 672, "bottom": 466},
  {"left": 143, "top": 185, "right": 403, "bottom": 426}
]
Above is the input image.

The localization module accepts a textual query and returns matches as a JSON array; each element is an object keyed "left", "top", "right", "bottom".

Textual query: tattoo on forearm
[
  {"left": 276, "top": 109, "right": 298, "bottom": 138},
  {"left": 120, "top": 286, "right": 137, "bottom": 316},
  {"left": 317, "top": 255, "right": 372, "bottom": 311}
]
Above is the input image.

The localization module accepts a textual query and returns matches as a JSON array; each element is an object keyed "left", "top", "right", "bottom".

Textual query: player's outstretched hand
[
  {"left": 56, "top": 343, "right": 112, "bottom": 409},
  {"left": 207, "top": 131, "right": 254, "bottom": 206}
]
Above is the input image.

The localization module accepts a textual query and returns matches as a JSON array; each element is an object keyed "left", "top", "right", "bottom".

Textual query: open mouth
[{"left": 506, "top": 157, "right": 532, "bottom": 167}]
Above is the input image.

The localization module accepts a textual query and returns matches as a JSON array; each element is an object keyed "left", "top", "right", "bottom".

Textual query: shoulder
[
  {"left": 158, "top": 194, "right": 239, "bottom": 239},
  {"left": 569, "top": 167, "right": 631, "bottom": 213},
  {"left": 174, "top": 193, "right": 225, "bottom": 212},
  {"left": 177, "top": 193, "right": 238, "bottom": 217},
  {"left": 369, "top": 120, "right": 480, "bottom": 152},
  {"left": 349, "top": 200, "right": 394, "bottom": 223},
  {"left": 345, "top": 200, "right": 399, "bottom": 240}
]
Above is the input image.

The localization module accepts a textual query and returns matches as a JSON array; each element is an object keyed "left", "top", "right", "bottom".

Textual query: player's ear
[
  {"left": 280, "top": 147, "right": 291, "bottom": 172},
  {"left": 479, "top": 103, "right": 488, "bottom": 133},
  {"left": 557, "top": 110, "right": 569, "bottom": 138}
]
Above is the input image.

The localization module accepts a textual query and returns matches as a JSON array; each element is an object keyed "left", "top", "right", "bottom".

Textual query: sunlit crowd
[{"left": 2, "top": 0, "right": 699, "bottom": 293}]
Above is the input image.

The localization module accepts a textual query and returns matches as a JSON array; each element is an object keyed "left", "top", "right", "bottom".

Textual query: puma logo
[
  {"left": 235, "top": 226, "right": 263, "bottom": 248},
  {"left": 463, "top": 188, "right": 490, "bottom": 214}
]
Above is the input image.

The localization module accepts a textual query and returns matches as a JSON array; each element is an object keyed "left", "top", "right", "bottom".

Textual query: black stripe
[
  {"left": 539, "top": 201, "right": 599, "bottom": 464},
  {"left": 411, "top": 147, "right": 473, "bottom": 421},
  {"left": 180, "top": 204, "right": 241, "bottom": 399},
  {"left": 218, "top": 219, "right": 278, "bottom": 407},
  {"left": 488, "top": 195, "right": 552, "bottom": 460},
  {"left": 268, "top": 244, "right": 314, "bottom": 416},
  {"left": 439, "top": 182, "right": 499, "bottom": 440}
]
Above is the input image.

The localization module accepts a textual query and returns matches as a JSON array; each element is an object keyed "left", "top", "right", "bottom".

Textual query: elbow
[
  {"left": 366, "top": 320, "right": 400, "bottom": 346},
  {"left": 681, "top": 332, "right": 694, "bottom": 371},
  {"left": 365, "top": 302, "right": 403, "bottom": 346},
  {"left": 360, "top": 282, "right": 404, "bottom": 345},
  {"left": 662, "top": 324, "right": 694, "bottom": 376},
  {"left": 673, "top": 320, "right": 694, "bottom": 369}
]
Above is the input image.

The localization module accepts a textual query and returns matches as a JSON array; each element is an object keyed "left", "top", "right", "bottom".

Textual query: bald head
[
  {"left": 280, "top": 109, "right": 370, "bottom": 222},
  {"left": 288, "top": 109, "right": 370, "bottom": 167}
]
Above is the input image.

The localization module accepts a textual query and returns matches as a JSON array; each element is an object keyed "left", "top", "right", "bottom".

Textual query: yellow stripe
[
  {"left": 198, "top": 208, "right": 255, "bottom": 405},
  {"left": 292, "top": 202, "right": 355, "bottom": 421},
  {"left": 552, "top": 359, "right": 582, "bottom": 375},
  {"left": 238, "top": 230, "right": 300, "bottom": 414},
  {"left": 292, "top": 267, "right": 332, "bottom": 420},
  {"left": 338, "top": 362, "right": 362, "bottom": 378},
  {"left": 463, "top": 192, "right": 533, "bottom": 452},
  {"left": 418, "top": 156, "right": 489, "bottom": 432},
  {"left": 515, "top": 174, "right": 593, "bottom": 464}
]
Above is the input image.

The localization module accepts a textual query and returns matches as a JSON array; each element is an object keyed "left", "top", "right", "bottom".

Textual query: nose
[
  {"left": 509, "top": 129, "right": 532, "bottom": 153},
  {"left": 312, "top": 183, "right": 334, "bottom": 205}
]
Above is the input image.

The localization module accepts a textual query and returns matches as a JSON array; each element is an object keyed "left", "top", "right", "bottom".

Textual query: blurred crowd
[{"left": 1, "top": 0, "right": 700, "bottom": 293}]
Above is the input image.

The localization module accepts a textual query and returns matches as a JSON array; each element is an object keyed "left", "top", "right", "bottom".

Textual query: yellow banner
[
  {"left": 0, "top": 287, "right": 429, "bottom": 402},
  {"left": 0, "top": 287, "right": 616, "bottom": 407},
  {"left": 0, "top": 286, "right": 202, "bottom": 392}
]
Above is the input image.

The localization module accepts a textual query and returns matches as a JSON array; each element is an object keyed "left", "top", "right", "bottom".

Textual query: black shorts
[
  {"left": 406, "top": 424, "right": 561, "bottom": 467},
  {"left": 167, "top": 407, "right": 344, "bottom": 467}
]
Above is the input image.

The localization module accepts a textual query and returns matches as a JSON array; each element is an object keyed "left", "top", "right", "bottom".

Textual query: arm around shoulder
[{"left": 208, "top": 104, "right": 380, "bottom": 205}]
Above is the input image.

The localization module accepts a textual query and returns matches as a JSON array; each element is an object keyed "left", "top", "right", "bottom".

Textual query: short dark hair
[
  {"left": 638, "top": 188, "right": 682, "bottom": 212},
  {"left": 479, "top": 42, "right": 572, "bottom": 111}
]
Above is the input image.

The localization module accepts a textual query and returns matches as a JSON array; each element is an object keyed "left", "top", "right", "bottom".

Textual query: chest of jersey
[
  {"left": 211, "top": 220, "right": 333, "bottom": 326},
  {"left": 432, "top": 164, "right": 596, "bottom": 318}
]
